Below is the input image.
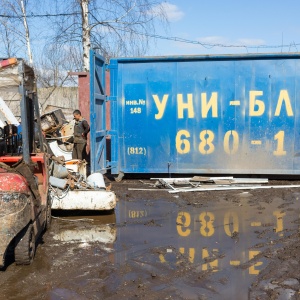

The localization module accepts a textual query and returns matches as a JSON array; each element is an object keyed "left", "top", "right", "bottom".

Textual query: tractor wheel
[{"left": 15, "top": 224, "right": 35, "bottom": 265}]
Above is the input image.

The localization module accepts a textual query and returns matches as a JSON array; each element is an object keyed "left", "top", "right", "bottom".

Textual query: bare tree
[
  {"left": 0, "top": 0, "right": 168, "bottom": 85},
  {"left": 80, "top": 0, "right": 90, "bottom": 71},
  {"left": 0, "top": 19, "right": 18, "bottom": 57},
  {"left": 36, "top": 43, "right": 82, "bottom": 88},
  {"left": 20, "top": 0, "right": 33, "bottom": 64},
  {"left": 0, "top": 0, "right": 34, "bottom": 64},
  {"left": 51, "top": 0, "right": 167, "bottom": 71}
]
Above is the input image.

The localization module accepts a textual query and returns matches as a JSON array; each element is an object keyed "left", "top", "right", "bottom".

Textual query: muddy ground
[{"left": 1, "top": 178, "right": 300, "bottom": 300}]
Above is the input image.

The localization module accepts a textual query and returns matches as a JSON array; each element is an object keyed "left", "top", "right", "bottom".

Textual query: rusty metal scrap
[{"left": 50, "top": 167, "right": 94, "bottom": 196}]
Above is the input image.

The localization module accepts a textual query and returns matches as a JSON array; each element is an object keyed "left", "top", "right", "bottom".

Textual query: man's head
[{"left": 73, "top": 109, "right": 82, "bottom": 121}]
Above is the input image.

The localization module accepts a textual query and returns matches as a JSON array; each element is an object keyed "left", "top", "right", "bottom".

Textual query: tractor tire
[{"left": 14, "top": 224, "right": 35, "bottom": 265}]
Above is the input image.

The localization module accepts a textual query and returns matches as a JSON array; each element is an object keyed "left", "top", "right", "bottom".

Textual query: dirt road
[{"left": 1, "top": 179, "right": 300, "bottom": 300}]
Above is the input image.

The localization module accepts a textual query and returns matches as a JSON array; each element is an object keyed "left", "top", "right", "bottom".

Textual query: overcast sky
[{"left": 152, "top": 1, "right": 300, "bottom": 56}]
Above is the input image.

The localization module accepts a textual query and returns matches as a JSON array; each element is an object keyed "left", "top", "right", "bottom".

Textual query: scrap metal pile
[
  {"left": 40, "top": 109, "right": 116, "bottom": 211},
  {"left": 48, "top": 155, "right": 116, "bottom": 211},
  {"left": 41, "top": 109, "right": 74, "bottom": 160},
  {"left": 40, "top": 109, "right": 107, "bottom": 195},
  {"left": 129, "top": 176, "right": 300, "bottom": 193},
  {"left": 49, "top": 155, "right": 107, "bottom": 199}
]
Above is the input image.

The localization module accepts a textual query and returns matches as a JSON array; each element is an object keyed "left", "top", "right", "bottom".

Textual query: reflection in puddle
[
  {"left": 114, "top": 195, "right": 300, "bottom": 299},
  {"left": 53, "top": 226, "right": 116, "bottom": 245},
  {"left": 52, "top": 212, "right": 116, "bottom": 245}
]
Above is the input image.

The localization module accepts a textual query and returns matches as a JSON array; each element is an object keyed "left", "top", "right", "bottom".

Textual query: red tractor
[{"left": 0, "top": 58, "right": 50, "bottom": 267}]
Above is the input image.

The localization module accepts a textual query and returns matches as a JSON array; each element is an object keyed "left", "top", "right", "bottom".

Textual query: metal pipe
[{"left": 19, "top": 83, "right": 30, "bottom": 165}]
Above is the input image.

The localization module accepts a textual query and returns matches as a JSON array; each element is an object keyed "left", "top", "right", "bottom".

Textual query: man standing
[{"left": 72, "top": 109, "right": 90, "bottom": 160}]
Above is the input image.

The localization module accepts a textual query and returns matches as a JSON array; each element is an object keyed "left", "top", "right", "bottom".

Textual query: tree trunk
[
  {"left": 80, "top": 0, "right": 90, "bottom": 72},
  {"left": 20, "top": 0, "right": 33, "bottom": 64}
]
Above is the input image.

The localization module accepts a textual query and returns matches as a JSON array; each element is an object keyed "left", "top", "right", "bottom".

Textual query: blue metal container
[{"left": 90, "top": 51, "right": 300, "bottom": 175}]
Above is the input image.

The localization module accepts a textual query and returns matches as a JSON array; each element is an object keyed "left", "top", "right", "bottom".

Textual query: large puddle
[
  {"left": 1, "top": 190, "right": 300, "bottom": 299},
  {"left": 114, "top": 194, "right": 300, "bottom": 299}
]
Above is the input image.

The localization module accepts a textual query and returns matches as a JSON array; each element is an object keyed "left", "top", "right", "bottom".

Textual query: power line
[
  {"left": 1, "top": 12, "right": 300, "bottom": 50},
  {"left": 113, "top": 26, "right": 300, "bottom": 50},
  {"left": 0, "top": 12, "right": 81, "bottom": 18}
]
